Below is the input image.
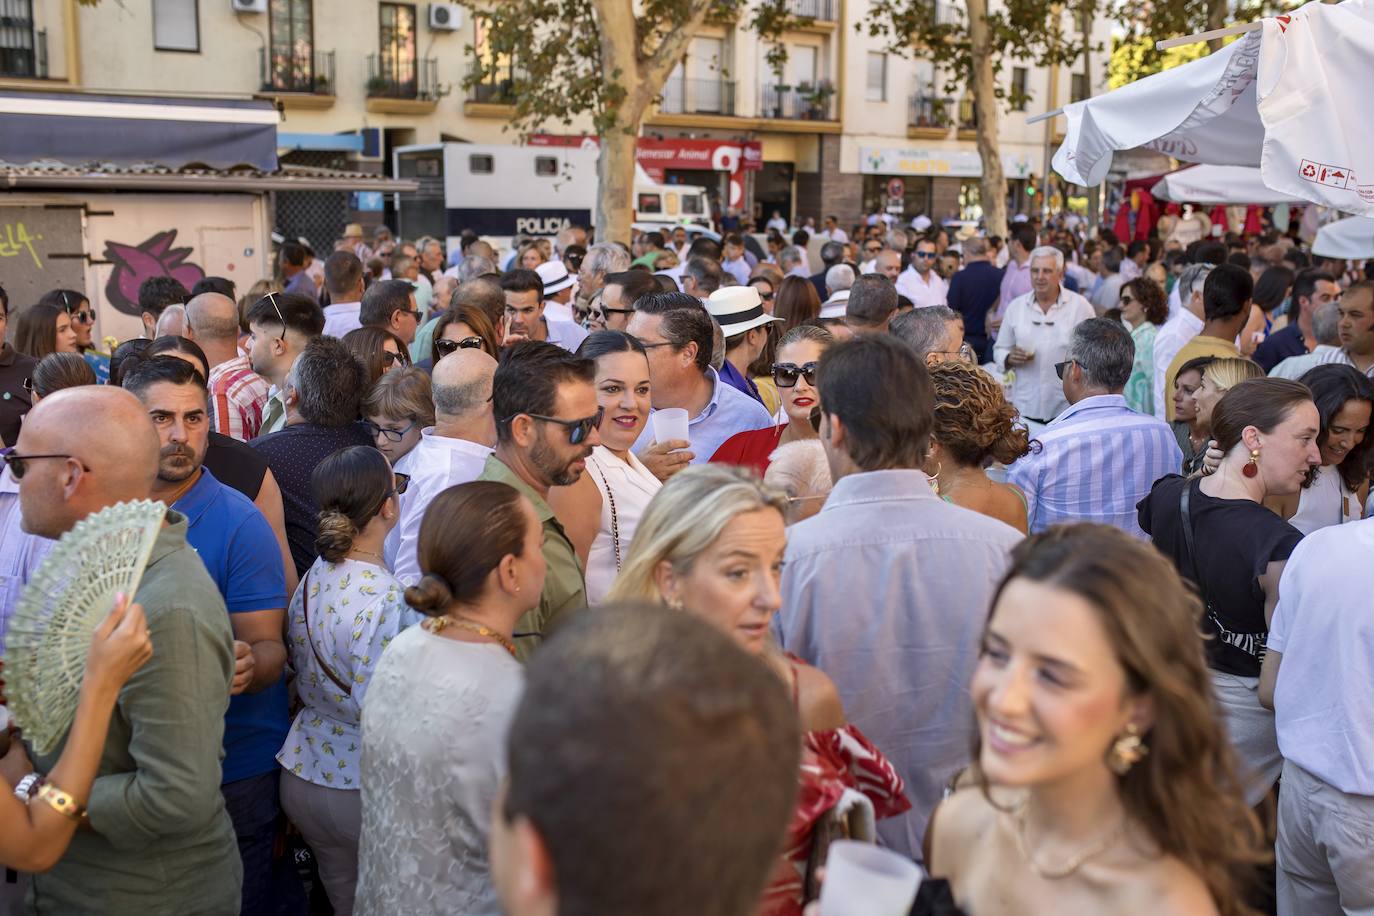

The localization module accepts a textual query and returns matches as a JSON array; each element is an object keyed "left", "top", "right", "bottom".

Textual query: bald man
[
  {"left": 13, "top": 387, "right": 242, "bottom": 913},
  {"left": 387, "top": 348, "right": 498, "bottom": 584},
  {"left": 875, "top": 248, "right": 903, "bottom": 283},
  {"left": 187, "top": 291, "right": 270, "bottom": 440}
]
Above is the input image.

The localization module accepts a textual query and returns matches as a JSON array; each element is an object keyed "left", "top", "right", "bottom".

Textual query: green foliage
[
  {"left": 1108, "top": 0, "right": 1300, "bottom": 85},
  {"left": 1107, "top": 33, "right": 1207, "bottom": 89}
]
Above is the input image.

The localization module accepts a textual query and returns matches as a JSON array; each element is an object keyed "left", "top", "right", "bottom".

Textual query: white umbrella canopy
[
  {"left": 1151, "top": 164, "right": 1304, "bottom": 205},
  {"left": 1312, "top": 217, "right": 1374, "bottom": 260},
  {"left": 1052, "top": 0, "right": 1374, "bottom": 216}
]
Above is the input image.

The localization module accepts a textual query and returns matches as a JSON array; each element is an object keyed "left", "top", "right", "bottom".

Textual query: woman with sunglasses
[
  {"left": 14, "top": 303, "right": 78, "bottom": 361},
  {"left": 39, "top": 289, "right": 109, "bottom": 383},
  {"left": 342, "top": 326, "right": 411, "bottom": 386},
  {"left": 430, "top": 304, "right": 500, "bottom": 365},
  {"left": 547, "top": 331, "right": 662, "bottom": 605},
  {"left": 362, "top": 366, "right": 434, "bottom": 466},
  {"left": 1118, "top": 277, "right": 1170, "bottom": 415},
  {"left": 710, "top": 325, "right": 833, "bottom": 477},
  {"left": 278, "top": 445, "right": 418, "bottom": 916}
]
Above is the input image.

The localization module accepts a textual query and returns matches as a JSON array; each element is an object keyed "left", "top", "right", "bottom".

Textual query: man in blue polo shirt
[
  {"left": 123, "top": 356, "right": 295, "bottom": 911},
  {"left": 946, "top": 236, "right": 1004, "bottom": 362}
]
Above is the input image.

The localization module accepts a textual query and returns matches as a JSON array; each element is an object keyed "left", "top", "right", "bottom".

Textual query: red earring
[{"left": 1242, "top": 449, "right": 1260, "bottom": 478}]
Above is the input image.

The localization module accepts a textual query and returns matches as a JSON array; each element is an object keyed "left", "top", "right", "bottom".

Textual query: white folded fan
[{"left": 2, "top": 499, "right": 165, "bottom": 754}]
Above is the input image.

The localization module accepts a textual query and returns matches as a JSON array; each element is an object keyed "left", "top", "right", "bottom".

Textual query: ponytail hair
[{"left": 311, "top": 445, "right": 394, "bottom": 563}]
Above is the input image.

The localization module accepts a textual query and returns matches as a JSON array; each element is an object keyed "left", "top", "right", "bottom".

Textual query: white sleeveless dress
[
  {"left": 1289, "top": 465, "right": 1362, "bottom": 536},
  {"left": 583, "top": 446, "right": 662, "bottom": 604}
]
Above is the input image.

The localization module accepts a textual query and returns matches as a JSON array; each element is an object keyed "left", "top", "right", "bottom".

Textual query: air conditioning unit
[
  {"left": 429, "top": 2, "right": 462, "bottom": 30},
  {"left": 231, "top": 0, "right": 268, "bottom": 13}
]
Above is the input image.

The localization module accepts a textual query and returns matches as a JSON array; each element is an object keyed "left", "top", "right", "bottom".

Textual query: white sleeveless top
[
  {"left": 584, "top": 446, "right": 662, "bottom": 604},
  {"left": 1289, "top": 465, "right": 1362, "bottom": 536}
]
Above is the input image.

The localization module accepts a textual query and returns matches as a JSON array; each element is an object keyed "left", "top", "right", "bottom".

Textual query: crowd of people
[{"left": 0, "top": 205, "right": 1371, "bottom": 916}]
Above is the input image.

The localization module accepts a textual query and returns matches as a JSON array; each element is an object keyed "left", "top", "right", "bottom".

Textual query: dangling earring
[
  {"left": 1107, "top": 723, "right": 1148, "bottom": 775},
  {"left": 1242, "top": 448, "right": 1260, "bottom": 478},
  {"left": 927, "top": 461, "right": 943, "bottom": 495}
]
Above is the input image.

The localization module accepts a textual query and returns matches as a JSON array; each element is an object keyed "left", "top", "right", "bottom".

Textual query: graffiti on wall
[{"left": 103, "top": 230, "right": 206, "bottom": 316}]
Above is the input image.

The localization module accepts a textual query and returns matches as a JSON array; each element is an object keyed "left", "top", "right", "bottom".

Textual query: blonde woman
[{"left": 606, "top": 465, "right": 908, "bottom": 915}]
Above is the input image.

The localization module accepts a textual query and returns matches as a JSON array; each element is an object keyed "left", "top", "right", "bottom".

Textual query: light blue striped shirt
[{"left": 1007, "top": 394, "right": 1182, "bottom": 538}]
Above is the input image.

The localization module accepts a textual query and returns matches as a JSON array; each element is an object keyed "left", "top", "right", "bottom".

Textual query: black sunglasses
[
  {"left": 1055, "top": 360, "right": 1073, "bottom": 380},
  {"left": 772, "top": 361, "right": 819, "bottom": 388},
  {"left": 363, "top": 419, "right": 417, "bottom": 443},
  {"left": 2, "top": 452, "right": 91, "bottom": 479},
  {"left": 382, "top": 350, "right": 410, "bottom": 367},
  {"left": 435, "top": 336, "right": 487, "bottom": 357},
  {"left": 515, "top": 406, "right": 605, "bottom": 445},
  {"left": 69, "top": 310, "right": 96, "bottom": 324},
  {"left": 915, "top": 251, "right": 938, "bottom": 259},
  {"left": 600, "top": 306, "right": 637, "bottom": 316},
  {"left": 393, "top": 472, "right": 410, "bottom": 495}
]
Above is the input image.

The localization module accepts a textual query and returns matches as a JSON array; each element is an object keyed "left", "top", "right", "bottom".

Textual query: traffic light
[{"left": 1026, "top": 174, "right": 1039, "bottom": 196}]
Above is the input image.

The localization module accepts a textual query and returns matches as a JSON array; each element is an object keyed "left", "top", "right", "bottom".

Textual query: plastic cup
[
  {"left": 818, "top": 840, "right": 922, "bottom": 916},
  {"left": 650, "top": 407, "right": 690, "bottom": 447}
]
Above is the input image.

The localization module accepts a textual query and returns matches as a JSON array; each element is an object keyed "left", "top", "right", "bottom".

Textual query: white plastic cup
[
  {"left": 650, "top": 407, "right": 690, "bottom": 447},
  {"left": 818, "top": 840, "right": 922, "bottom": 916}
]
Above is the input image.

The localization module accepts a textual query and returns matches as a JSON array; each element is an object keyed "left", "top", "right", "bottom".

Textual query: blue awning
[
  {"left": 0, "top": 91, "right": 280, "bottom": 171},
  {"left": 278, "top": 132, "right": 365, "bottom": 153}
]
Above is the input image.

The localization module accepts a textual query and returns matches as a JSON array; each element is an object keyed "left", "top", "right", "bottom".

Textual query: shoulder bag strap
[{"left": 301, "top": 569, "right": 352, "bottom": 696}]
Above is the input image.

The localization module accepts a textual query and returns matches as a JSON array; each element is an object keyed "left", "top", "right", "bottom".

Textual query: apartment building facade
[{"left": 0, "top": 0, "right": 1110, "bottom": 232}]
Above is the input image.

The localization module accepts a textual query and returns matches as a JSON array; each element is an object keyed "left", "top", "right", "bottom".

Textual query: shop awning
[
  {"left": 0, "top": 162, "right": 417, "bottom": 193},
  {"left": 0, "top": 91, "right": 280, "bottom": 171}
]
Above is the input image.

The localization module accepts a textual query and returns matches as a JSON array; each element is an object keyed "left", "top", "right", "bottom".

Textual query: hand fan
[{"left": 2, "top": 499, "right": 166, "bottom": 755}]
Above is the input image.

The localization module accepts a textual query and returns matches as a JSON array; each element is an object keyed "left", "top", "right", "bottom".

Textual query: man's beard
[
  {"left": 530, "top": 432, "right": 590, "bottom": 488},
  {"left": 158, "top": 443, "right": 201, "bottom": 483}
]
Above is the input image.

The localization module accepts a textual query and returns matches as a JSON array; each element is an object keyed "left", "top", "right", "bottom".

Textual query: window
[
  {"left": 1071, "top": 72, "right": 1089, "bottom": 102},
  {"left": 268, "top": 0, "right": 313, "bottom": 92},
  {"left": 1011, "top": 67, "right": 1029, "bottom": 111},
  {"left": 788, "top": 45, "right": 818, "bottom": 87},
  {"left": 0, "top": 0, "right": 37, "bottom": 77},
  {"left": 379, "top": 3, "right": 418, "bottom": 94},
  {"left": 637, "top": 193, "right": 662, "bottom": 214},
  {"left": 534, "top": 157, "right": 558, "bottom": 177},
  {"left": 153, "top": 0, "right": 199, "bottom": 52},
  {"left": 866, "top": 52, "right": 887, "bottom": 102},
  {"left": 469, "top": 154, "right": 494, "bottom": 174},
  {"left": 682, "top": 194, "right": 704, "bottom": 215}
]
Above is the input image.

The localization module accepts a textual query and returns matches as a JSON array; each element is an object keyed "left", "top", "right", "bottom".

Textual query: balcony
[
  {"left": 659, "top": 77, "right": 737, "bottom": 117},
  {"left": 258, "top": 48, "right": 335, "bottom": 108},
  {"left": 907, "top": 94, "right": 977, "bottom": 137},
  {"left": 0, "top": 26, "right": 46, "bottom": 80},
  {"left": 464, "top": 63, "right": 517, "bottom": 116},
  {"left": 761, "top": 83, "right": 836, "bottom": 122},
  {"left": 785, "top": 0, "right": 837, "bottom": 21},
  {"left": 366, "top": 54, "right": 440, "bottom": 113}
]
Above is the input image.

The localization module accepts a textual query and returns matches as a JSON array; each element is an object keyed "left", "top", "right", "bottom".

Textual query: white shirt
[
  {"left": 1166, "top": 283, "right": 1182, "bottom": 320},
  {"left": 894, "top": 266, "right": 949, "bottom": 309},
  {"left": 1268, "top": 518, "right": 1374, "bottom": 795},
  {"left": 993, "top": 287, "right": 1095, "bottom": 422},
  {"left": 583, "top": 447, "right": 662, "bottom": 605},
  {"left": 388, "top": 429, "right": 494, "bottom": 585},
  {"left": 1120, "top": 259, "right": 1142, "bottom": 281},
  {"left": 542, "top": 299, "right": 574, "bottom": 324},
  {"left": 322, "top": 301, "right": 362, "bottom": 338},
  {"left": 1270, "top": 344, "right": 1341, "bottom": 380},
  {"left": 827, "top": 227, "right": 849, "bottom": 244},
  {"left": 545, "top": 318, "right": 588, "bottom": 352},
  {"left": 766, "top": 216, "right": 788, "bottom": 232},
  {"left": 1150, "top": 309, "right": 1204, "bottom": 420}
]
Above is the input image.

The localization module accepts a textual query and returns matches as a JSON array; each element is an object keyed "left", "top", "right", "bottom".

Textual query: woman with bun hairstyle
[
  {"left": 278, "top": 445, "right": 416, "bottom": 916},
  {"left": 925, "top": 361, "right": 1032, "bottom": 533},
  {"left": 356, "top": 480, "right": 545, "bottom": 916}
]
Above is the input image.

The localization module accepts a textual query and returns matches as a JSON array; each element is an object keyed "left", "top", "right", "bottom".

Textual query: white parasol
[
  {"left": 1049, "top": 0, "right": 1374, "bottom": 216},
  {"left": 1150, "top": 165, "right": 1303, "bottom": 206},
  {"left": 1312, "top": 217, "right": 1374, "bottom": 260}
]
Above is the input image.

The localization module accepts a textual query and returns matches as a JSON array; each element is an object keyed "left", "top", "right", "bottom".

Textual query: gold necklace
[
  {"left": 346, "top": 548, "right": 385, "bottom": 564},
  {"left": 1010, "top": 799, "right": 1124, "bottom": 879},
  {"left": 427, "top": 616, "right": 518, "bottom": 658}
]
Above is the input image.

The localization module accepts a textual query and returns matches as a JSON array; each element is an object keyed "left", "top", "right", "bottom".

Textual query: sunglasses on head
[
  {"left": 435, "top": 336, "right": 486, "bottom": 357},
  {"left": 515, "top": 407, "right": 605, "bottom": 445},
  {"left": 772, "top": 361, "right": 819, "bottom": 388},
  {"left": 2, "top": 452, "right": 91, "bottom": 480}
]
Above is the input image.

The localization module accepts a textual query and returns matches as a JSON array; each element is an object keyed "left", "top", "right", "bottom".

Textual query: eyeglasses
[
  {"left": 863, "top": 246, "right": 883, "bottom": 254},
  {"left": 393, "top": 472, "right": 410, "bottom": 495},
  {"left": 21, "top": 377, "right": 33, "bottom": 393},
  {"left": 70, "top": 310, "right": 95, "bottom": 324},
  {"left": 435, "top": 336, "right": 487, "bottom": 357},
  {"left": 915, "top": 251, "right": 938, "bottom": 260},
  {"left": 382, "top": 350, "right": 409, "bottom": 367},
  {"left": 363, "top": 419, "right": 417, "bottom": 443},
  {"left": 933, "top": 343, "right": 977, "bottom": 365},
  {"left": 2, "top": 452, "right": 91, "bottom": 479},
  {"left": 773, "top": 361, "right": 819, "bottom": 388},
  {"left": 1055, "top": 360, "right": 1073, "bottom": 380},
  {"left": 514, "top": 407, "right": 605, "bottom": 445},
  {"left": 601, "top": 306, "right": 636, "bottom": 316}
]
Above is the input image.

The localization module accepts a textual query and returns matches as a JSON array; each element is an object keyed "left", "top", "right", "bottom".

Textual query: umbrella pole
[{"left": 1155, "top": 21, "right": 1260, "bottom": 50}]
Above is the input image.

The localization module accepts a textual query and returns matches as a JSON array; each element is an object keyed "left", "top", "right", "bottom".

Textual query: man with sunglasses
[
  {"left": 895, "top": 238, "right": 949, "bottom": 309},
  {"left": 477, "top": 341, "right": 600, "bottom": 659},
  {"left": 360, "top": 279, "right": 422, "bottom": 347},
  {"left": 593, "top": 270, "right": 657, "bottom": 333},
  {"left": 10, "top": 386, "right": 243, "bottom": 913},
  {"left": 124, "top": 356, "right": 296, "bottom": 909},
  {"left": 390, "top": 348, "right": 498, "bottom": 586}
]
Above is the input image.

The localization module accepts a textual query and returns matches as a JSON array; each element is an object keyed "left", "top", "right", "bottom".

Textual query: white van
[{"left": 393, "top": 143, "right": 710, "bottom": 248}]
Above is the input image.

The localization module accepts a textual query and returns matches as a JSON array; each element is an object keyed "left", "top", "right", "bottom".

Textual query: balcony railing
[
  {"left": 761, "top": 83, "right": 835, "bottom": 121},
  {"left": 0, "top": 26, "right": 45, "bottom": 79},
  {"left": 907, "top": 94, "right": 977, "bottom": 130},
  {"left": 785, "top": 0, "right": 837, "bottom": 19},
  {"left": 366, "top": 54, "right": 439, "bottom": 100},
  {"left": 957, "top": 96, "right": 977, "bottom": 130},
  {"left": 467, "top": 64, "right": 518, "bottom": 105},
  {"left": 660, "top": 77, "right": 737, "bottom": 116},
  {"left": 260, "top": 47, "right": 335, "bottom": 95}
]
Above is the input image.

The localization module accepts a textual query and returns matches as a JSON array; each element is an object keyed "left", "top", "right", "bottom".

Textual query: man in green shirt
[
  {"left": 13, "top": 386, "right": 240, "bottom": 914},
  {"left": 478, "top": 340, "right": 600, "bottom": 659}
]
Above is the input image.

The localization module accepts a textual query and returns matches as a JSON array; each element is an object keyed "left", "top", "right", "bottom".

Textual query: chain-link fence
[{"left": 275, "top": 151, "right": 352, "bottom": 257}]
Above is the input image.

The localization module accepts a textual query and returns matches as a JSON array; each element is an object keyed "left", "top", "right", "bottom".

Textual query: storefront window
[{"left": 861, "top": 175, "right": 932, "bottom": 221}]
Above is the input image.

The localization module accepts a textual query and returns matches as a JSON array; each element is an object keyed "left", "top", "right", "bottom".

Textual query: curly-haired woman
[
  {"left": 1119, "top": 276, "right": 1170, "bottom": 415},
  {"left": 925, "top": 362, "right": 1033, "bottom": 533}
]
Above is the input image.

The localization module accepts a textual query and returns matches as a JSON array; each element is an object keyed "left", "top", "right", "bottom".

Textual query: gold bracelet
[{"left": 35, "top": 783, "right": 85, "bottom": 821}]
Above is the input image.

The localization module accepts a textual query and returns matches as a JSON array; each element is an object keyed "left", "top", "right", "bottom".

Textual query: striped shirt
[
  {"left": 1310, "top": 346, "right": 1374, "bottom": 378},
  {"left": 1007, "top": 394, "right": 1182, "bottom": 538},
  {"left": 207, "top": 355, "right": 270, "bottom": 441}
]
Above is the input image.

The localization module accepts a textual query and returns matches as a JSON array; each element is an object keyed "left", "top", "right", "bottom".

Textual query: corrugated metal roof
[{"left": 0, "top": 160, "right": 418, "bottom": 193}]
